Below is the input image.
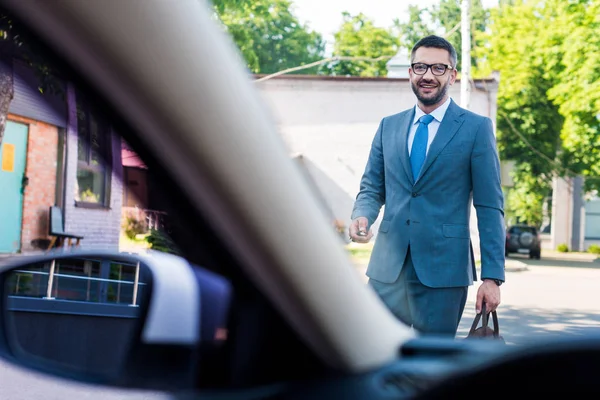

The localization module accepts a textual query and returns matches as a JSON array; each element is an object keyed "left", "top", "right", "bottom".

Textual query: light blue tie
[{"left": 410, "top": 114, "right": 434, "bottom": 181}]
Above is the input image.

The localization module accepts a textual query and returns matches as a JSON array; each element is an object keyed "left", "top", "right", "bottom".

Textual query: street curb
[
  {"left": 505, "top": 266, "right": 529, "bottom": 272},
  {"left": 476, "top": 260, "right": 529, "bottom": 273}
]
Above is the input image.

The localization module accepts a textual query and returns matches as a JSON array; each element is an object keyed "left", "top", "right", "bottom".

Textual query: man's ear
[{"left": 449, "top": 68, "right": 458, "bottom": 85}]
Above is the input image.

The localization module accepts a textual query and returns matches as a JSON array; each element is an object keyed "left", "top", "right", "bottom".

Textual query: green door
[{"left": 0, "top": 121, "right": 29, "bottom": 253}]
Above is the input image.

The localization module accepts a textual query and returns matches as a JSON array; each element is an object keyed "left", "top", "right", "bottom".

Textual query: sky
[{"left": 292, "top": 0, "right": 499, "bottom": 52}]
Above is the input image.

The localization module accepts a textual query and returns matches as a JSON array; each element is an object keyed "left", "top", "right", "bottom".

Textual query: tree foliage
[
  {"left": 395, "top": 1, "right": 488, "bottom": 74},
  {"left": 430, "top": 0, "right": 488, "bottom": 72},
  {"left": 477, "top": 0, "right": 600, "bottom": 224},
  {"left": 213, "top": 0, "right": 325, "bottom": 74},
  {"left": 146, "top": 229, "right": 181, "bottom": 255},
  {"left": 505, "top": 164, "right": 552, "bottom": 226},
  {"left": 545, "top": 0, "right": 600, "bottom": 187},
  {"left": 394, "top": 5, "right": 435, "bottom": 53},
  {"left": 477, "top": 1, "right": 562, "bottom": 225},
  {"left": 323, "top": 12, "right": 400, "bottom": 77}
]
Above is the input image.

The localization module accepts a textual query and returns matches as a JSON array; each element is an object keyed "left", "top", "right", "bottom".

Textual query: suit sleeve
[
  {"left": 351, "top": 119, "right": 386, "bottom": 228},
  {"left": 471, "top": 117, "right": 506, "bottom": 282}
]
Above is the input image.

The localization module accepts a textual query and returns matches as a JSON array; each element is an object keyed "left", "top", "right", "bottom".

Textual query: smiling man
[{"left": 349, "top": 35, "right": 506, "bottom": 337}]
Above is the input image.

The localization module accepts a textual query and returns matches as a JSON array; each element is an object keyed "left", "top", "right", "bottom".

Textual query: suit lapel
[
  {"left": 395, "top": 108, "right": 416, "bottom": 185},
  {"left": 415, "top": 100, "right": 465, "bottom": 186}
]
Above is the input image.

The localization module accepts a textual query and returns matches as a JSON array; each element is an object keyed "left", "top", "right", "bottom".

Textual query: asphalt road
[
  {"left": 353, "top": 249, "right": 600, "bottom": 344},
  {"left": 1, "top": 251, "right": 599, "bottom": 398},
  {"left": 457, "top": 251, "right": 600, "bottom": 344}
]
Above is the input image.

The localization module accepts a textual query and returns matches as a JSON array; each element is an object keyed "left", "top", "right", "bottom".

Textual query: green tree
[
  {"left": 146, "top": 229, "right": 181, "bottom": 255},
  {"left": 477, "top": 1, "right": 564, "bottom": 226},
  {"left": 213, "top": 0, "right": 325, "bottom": 74},
  {"left": 545, "top": 0, "right": 600, "bottom": 190},
  {"left": 211, "top": 0, "right": 242, "bottom": 14},
  {"left": 394, "top": 1, "right": 488, "bottom": 75},
  {"left": 324, "top": 12, "right": 400, "bottom": 77},
  {"left": 430, "top": 0, "right": 489, "bottom": 73},
  {"left": 506, "top": 164, "right": 551, "bottom": 226},
  {"left": 478, "top": 0, "right": 600, "bottom": 225},
  {"left": 394, "top": 5, "right": 435, "bottom": 52}
]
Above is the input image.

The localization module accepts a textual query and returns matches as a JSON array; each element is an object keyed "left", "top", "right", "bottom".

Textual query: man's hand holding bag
[{"left": 466, "top": 303, "right": 505, "bottom": 343}]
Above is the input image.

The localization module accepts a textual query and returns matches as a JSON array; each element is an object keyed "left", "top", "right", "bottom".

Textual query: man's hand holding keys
[{"left": 349, "top": 217, "right": 374, "bottom": 243}]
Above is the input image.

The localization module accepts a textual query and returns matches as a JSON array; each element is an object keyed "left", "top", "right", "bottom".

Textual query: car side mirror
[{"left": 0, "top": 250, "right": 231, "bottom": 391}]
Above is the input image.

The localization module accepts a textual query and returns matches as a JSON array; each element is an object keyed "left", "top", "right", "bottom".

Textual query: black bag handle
[
  {"left": 491, "top": 309, "right": 500, "bottom": 337},
  {"left": 468, "top": 303, "right": 500, "bottom": 338}
]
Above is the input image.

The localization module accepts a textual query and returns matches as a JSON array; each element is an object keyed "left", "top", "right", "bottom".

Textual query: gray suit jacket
[{"left": 352, "top": 99, "right": 505, "bottom": 288}]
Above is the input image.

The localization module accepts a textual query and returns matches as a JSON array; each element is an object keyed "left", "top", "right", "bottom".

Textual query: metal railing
[
  {"left": 145, "top": 210, "right": 168, "bottom": 231},
  {"left": 122, "top": 207, "right": 168, "bottom": 232},
  {"left": 10, "top": 261, "right": 146, "bottom": 307}
]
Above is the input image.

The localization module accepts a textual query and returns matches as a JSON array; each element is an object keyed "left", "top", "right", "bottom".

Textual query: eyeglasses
[{"left": 411, "top": 63, "right": 454, "bottom": 76}]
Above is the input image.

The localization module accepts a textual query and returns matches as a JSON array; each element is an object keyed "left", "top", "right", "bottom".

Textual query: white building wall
[
  {"left": 551, "top": 177, "right": 573, "bottom": 250},
  {"left": 550, "top": 176, "right": 589, "bottom": 252},
  {"left": 584, "top": 197, "right": 600, "bottom": 250}
]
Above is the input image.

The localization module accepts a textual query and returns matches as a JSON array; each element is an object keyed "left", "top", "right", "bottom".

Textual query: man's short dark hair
[{"left": 411, "top": 35, "right": 457, "bottom": 68}]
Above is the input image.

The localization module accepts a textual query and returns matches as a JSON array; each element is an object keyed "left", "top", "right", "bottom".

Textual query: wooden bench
[{"left": 47, "top": 206, "right": 84, "bottom": 251}]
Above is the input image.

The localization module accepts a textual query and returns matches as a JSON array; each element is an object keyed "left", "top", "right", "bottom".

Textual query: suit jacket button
[
  {"left": 406, "top": 220, "right": 410, "bottom": 225},
  {"left": 412, "top": 192, "right": 418, "bottom": 197}
]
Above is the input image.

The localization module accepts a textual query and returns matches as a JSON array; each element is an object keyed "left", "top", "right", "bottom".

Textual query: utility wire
[
  {"left": 254, "top": 55, "right": 394, "bottom": 83},
  {"left": 255, "top": 21, "right": 462, "bottom": 83},
  {"left": 252, "top": 20, "right": 599, "bottom": 186},
  {"left": 499, "top": 111, "right": 600, "bottom": 183}
]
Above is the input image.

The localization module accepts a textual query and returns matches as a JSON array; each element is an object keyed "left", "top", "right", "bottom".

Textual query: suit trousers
[{"left": 368, "top": 247, "right": 468, "bottom": 337}]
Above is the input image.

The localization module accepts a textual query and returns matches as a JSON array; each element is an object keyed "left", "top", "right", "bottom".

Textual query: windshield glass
[
  {"left": 0, "top": 0, "right": 599, "bottom": 386},
  {"left": 213, "top": 0, "right": 600, "bottom": 343}
]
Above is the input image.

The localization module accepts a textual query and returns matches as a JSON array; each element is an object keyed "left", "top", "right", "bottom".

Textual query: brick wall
[
  {"left": 63, "top": 83, "right": 123, "bottom": 251},
  {"left": 9, "top": 114, "right": 58, "bottom": 252}
]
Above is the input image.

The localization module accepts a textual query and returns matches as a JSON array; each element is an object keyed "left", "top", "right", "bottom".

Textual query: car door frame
[{"left": 1, "top": 0, "right": 412, "bottom": 378}]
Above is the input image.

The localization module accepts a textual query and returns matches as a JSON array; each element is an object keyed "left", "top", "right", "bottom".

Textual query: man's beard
[{"left": 411, "top": 79, "right": 450, "bottom": 106}]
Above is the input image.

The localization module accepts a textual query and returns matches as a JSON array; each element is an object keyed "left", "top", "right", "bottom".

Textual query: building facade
[{"left": 0, "top": 59, "right": 123, "bottom": 254}]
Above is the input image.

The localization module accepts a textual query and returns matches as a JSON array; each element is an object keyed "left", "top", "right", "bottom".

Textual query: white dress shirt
[{"left": 407, "top": 97, "right": 452, "bottom": 156}]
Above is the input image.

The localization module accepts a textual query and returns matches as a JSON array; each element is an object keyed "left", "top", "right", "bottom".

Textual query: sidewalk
[
  {"left": 481, "top": 257, "right": 528, "bottom": 273},
  {"left": 348, "top": 242, "right": 532, "bottom": 273},
  {"left": 353, "top": 258, "right": 530, "bottom": 273},
  {"left": 505, "top": 250, "right": 600, "bottom": 270},
  {"left": 537, "top": 249, "right": 600, "bottom": 262}
]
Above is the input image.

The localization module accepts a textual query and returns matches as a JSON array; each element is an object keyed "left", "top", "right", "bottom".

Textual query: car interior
[{"left": 0, "top": 0, "right": 599, "bottom": 399}]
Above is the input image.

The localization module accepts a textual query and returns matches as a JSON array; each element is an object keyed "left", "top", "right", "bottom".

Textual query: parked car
[
  {"left": 1, "top": 0, "right": 600, "bottom": 399},
  {"left": 506, "top": 224, "right": 542, "bottom": 259}
]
